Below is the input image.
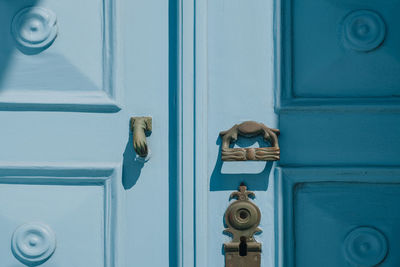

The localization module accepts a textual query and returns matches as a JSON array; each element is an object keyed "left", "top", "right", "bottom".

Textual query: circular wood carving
[
  {"left": 343, "top": 226, "right": 388, "bottom": 267},
  {"left": 342, "top": 10, "right": 386, "bottom": 52},
  {"left": 11, "top": 7, "right": 58, "bottom": 52},
  {"left": 12, "top": 222, "right": 56, "bottom": 266}
]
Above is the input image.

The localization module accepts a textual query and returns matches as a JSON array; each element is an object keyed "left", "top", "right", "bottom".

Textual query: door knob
[
  {"left": 219, "top": 121, "right": 280, "bottom": 161},
  {"left": 130, "top": 117, "right": 152, "bottom": 158}
]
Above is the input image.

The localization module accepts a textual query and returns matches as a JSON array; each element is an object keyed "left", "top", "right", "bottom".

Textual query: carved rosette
[
  {"left": 11, "top": 222, "right": 56, "bottom": 266},
  {"left": 343, "top": 226, "right": 388, "bottom": 267},
  {"left": 11, "top": 7, "right": 58, "bottom": 52},
  {"left": 342, "top": 10, "right": 386, "bottom": 52}
]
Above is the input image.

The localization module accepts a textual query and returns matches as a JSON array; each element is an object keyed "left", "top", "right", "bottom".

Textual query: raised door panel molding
[
  {"left": 0, "top": 0, "right": 121, "bottom": 112},
  {"left": 276, "top": 0, "right": 400, "bottom": 109},
  {"left": 275, "top": 167, "right": 400, "bottom": 267},
  {"left": 0, "top": 164, "right": 121, "bottom": 267}
]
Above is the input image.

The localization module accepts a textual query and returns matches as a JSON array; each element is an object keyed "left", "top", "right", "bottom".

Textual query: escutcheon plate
[{"left": 224, "top": 185, "right": 262, "bottom": 267}]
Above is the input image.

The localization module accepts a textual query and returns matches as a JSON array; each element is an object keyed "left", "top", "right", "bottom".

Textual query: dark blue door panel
[
  {"left": 277, "top": 0, "right": 400, "bottom": 100},
  {"left": 295, "top": 183, "right": 400, "bottom": 267},
  {"left": 276, "top": 168, "right": 400, "bottom": 267}
]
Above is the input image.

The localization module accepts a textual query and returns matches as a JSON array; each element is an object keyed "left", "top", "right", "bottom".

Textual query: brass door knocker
[{"left": 220, "top": 121, "right": 280, "bottom": 161}]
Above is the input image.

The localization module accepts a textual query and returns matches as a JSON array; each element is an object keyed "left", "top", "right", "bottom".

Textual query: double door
[{"left": 1, "top": 0, "right": 399, "bottom": 266}]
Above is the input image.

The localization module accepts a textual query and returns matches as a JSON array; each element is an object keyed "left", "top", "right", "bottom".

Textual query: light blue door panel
[
  {"left": 0, "top": 0, "right": 120, "bottom": 112},
  {"left": 204, "top": 0, "right": 277, "bottom": 266},
  {"left": 0, "top": 0, "right": 170, "bottom": 266},
  {"left": 0, "top": 166, "right": 118, "bottom": 267}
]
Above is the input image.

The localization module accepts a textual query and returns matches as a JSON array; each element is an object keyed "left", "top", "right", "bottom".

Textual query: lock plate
[
  {"left": 224, "top": 185, "right": 262, "bottom": 267},
  {"left": 225, "top": 246, "right": 261, "bottom": 267}
]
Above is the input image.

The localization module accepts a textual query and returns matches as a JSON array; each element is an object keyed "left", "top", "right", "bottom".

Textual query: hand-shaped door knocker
[
  {"left": 130, "top": 117, "right": 152, "bottom": 158},
  {"left": 219, "top": 121, "right": 280, "bottom": 161}
]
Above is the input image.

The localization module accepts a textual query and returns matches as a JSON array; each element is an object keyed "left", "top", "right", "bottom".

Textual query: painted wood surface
[
  {"left": 193, "top": 0, "right": 277, "bottom": 266},
  {"left": 275, "top": 0, "right": 400, "bottom": 266},
  {"left": 0, "top": 0, "right": 170, "bottom": 266},
  {"left": 1, "top": 0, "right": 398, "bottom": 266}
]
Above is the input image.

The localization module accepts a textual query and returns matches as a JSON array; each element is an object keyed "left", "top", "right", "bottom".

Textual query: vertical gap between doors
[{"left": 169, "top": 0, "right": 181, "bottom": 266}]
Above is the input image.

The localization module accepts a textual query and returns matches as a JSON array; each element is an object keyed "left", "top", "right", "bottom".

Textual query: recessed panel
[
  {"left": 287, "top": 0, "right": 400, "bottom": 98},
  {"left": 279, "top": 112, "right": 400, "bottom": 166},
  {"left": 294, "top": 182, "right": 400, "bottom": 267},
  {"left": 0, "top": 183, "right": 106, "bottom": 267},
  {"left": 0, "top": 166, "right": 117, "bottom": 267},
  {"left": 0, "top": 0, "right": 118, "bottom": 111}
]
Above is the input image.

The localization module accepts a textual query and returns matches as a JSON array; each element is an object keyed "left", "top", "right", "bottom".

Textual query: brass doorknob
[{"left": 219, "top": 121, "right": 280, "bottom": 161}]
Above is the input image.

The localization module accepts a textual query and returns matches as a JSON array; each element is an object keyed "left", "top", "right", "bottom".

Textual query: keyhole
[
  {"left": 239, "top": 210, "right": 248, "bottom": 219},
  {"left": 239, "top": 236, "right": 247, "bottom": 256}
]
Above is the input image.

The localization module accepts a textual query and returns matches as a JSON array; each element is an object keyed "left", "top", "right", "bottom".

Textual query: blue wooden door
[
  {"left": 275, "top": 0, "right": 400, "bottom": 266},
  {"left": 1, "top": 0, "right": 399, "bottom": 267},
  {"left": 189, "top": 0, "right": 400, "bottom": 266},
  {"left": 0, "top": 0, "right": 170, "bottom": 266}
]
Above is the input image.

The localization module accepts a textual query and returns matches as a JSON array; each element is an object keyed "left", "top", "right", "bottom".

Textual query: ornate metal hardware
[
  {"left": 224, "top": 184, "right": 262, "bottom": 267},
  {"left": 219, "top": 121, "right": 280, "bottom": 161},
  {"left": 130, "top": 117, "right": 152, "bottom": 158}
]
